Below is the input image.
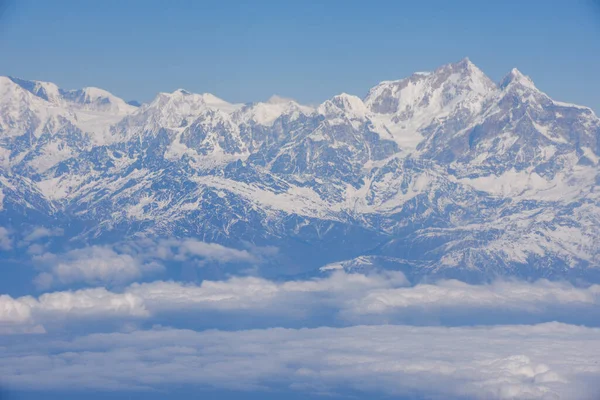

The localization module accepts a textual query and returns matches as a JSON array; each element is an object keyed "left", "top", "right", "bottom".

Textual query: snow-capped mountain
[{"left": 1, "top": 58, "right": 599, "bottom": 281}]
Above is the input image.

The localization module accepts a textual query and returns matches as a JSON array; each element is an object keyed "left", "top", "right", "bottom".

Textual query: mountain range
[{"left": 1, "top": 58, "right": 599, "bottom": 282}]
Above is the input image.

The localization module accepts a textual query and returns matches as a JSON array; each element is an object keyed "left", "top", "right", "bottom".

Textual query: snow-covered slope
[
  {"left": 7, "top": 76, "right": 137, "bottom": 145},
  {"left": 1, "top": 58, "right": 599, "bottom": 281}
]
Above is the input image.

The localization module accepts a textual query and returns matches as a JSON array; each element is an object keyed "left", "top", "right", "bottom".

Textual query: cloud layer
[
  {"left": 3, "top": 238, "right": 600, "bottom": 399},
  {"left": 1, "top": 323, "right": 599, "bottom": 399},
  {"left": 3, "top": 272, "right": 600, "bottom": 334},
  {"left": 31, "top": 238, "right": 273, "bottom": 289},
  {"left": 33, "top": 245, "right": 163, "bottom": 289}
]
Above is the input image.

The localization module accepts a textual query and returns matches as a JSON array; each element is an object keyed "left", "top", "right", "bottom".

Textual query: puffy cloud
[
  {"left": 127, "top": 277, "right": 280, "bottom": 311},
  {"left": 128, "top": 270, "right": 408, "bottom": 312},
  {"left": 25, "top": 288, "right": 149, "bottom": 318},
  {"left": 0, "top": 288, "right": 149, "bottom": 334},
  {"left": 91, "top": 275, "right": 600, "bottom": 326},
  {"left": 26, "top": 243, "right": 46, "bottom": 255},
  {"left": 0, "top": 295, "right": 44, "bottom": 334},
  {"left": 3, "top": 272, "right": 600, "bottom": 398},
  {"left": 31, "top": 238, "right": 276, "bottom": 288},
  {"left": 33, "top": 245, "right": 164, "bottom": 289},
  {"left": 343, "top": 279, "right": 600, "bottom": 323},
  {"left": 1, "top": 323, "right": 599, "bottom": 399},
  {"left": 0, "top": 227, "right": 12, "bottom": 250},
  {"left": 22, "top": 226, "right": 64, "bottom": 243},
  {"left": 3, "top": 273, "right": 600, "bottom": 334},
  {"left": 0, "top": 271, "right": 407, "bottom": 332},
  {"left": 0, "top": 294, "right": 32, "bottom": 324},
  {"left": 157, "top": 238, "right": 260, "bottom": 264}
]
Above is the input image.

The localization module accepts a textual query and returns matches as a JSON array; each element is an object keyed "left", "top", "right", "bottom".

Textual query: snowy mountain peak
[
  {"left": 266, "top": 95, "right": 296, "bottom": 105},
  {"left": 112, "top": 90, "right": 243, "bottom": 143},
  {"left": 330, "top": 93, "right": 365, "bottom": 108},
  {"left": 6, "top": 77, "right": 136, "bottom": 115},
  {"left": 8, "top": 76, "right": 63, "bottom": 103},
  {"left": 201, "top": 93, "right": 243, "bottom": 114},
  {"left": 2, "top": 60, "right": 600, "bottom": 282},
  {"left": 500, "top": 68, "right": 537, "bottom": 91},
  {"left": 155, "top": 90, "right": 188, "bottom": 101},
  {"left": 11, "top": 79, "right": 138, "bottom": 143},
  {"left": 318, "top": 93, "right": 368, "bottom": 119},
  {"left": 0, "top": 76, "right": 78, "bottom": 139},
  {"left": 364, "top": 58, "right": 496, "bottom": 117},
  {"left": 78, "top": 86, "right": 116, "bottom": 99},
  {"left": 62, "top": 86, "right": 137, "bottom": 115},
  {"left": 234, "top": 96, "right": 314, "bottom": 126},
  {"left": 0, "top": 75, "right": 26, "bottom": 97},
  {"left": 173, "top": 88, "right": 191, "bottom": 95},
  {"left": 438, "top": 57, "right": 496, "bottom": 91},
  {"left": 152, "top": 90, "right": 241, "bottom": 113},
  {"left": 452, "top": 56, "right": 477, "bottom": 71}
]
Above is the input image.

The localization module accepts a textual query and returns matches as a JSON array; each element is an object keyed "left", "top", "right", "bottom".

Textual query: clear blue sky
[{"left": 1, "top": 0, "right": 600, "bottom": 110}]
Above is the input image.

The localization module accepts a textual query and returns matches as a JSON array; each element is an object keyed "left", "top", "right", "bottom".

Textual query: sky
[{"left": 1, "top": 0, "right": 600, "bottom": 110}]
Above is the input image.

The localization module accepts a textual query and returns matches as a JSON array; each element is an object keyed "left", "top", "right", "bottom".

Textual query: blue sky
[{"left": 1, "top": 0, "right": 600, "bottom": 109}]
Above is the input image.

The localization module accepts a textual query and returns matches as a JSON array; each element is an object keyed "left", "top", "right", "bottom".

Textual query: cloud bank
[
  {"left": 33, "top": 245, "right": 163, "bottom": 289},
  {"left": 31, "top": 238, "right": 273, "bottom": 289},
  {"left": 3, "top": 239, "right": 600, "bottom": 399},
  {"left": 1, "top": 323, "right": 599, "bottom": 399},
  {"left": 3, "top": 272, "right": 600, "bottom": 334}
]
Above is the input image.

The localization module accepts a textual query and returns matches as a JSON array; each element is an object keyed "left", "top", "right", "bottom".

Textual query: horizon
[
  {"left": 1, "top": 0, "right": 599, "bottom": 110},
  {"left": 3, "top": 57, "right": 592, "bottom": 111}
]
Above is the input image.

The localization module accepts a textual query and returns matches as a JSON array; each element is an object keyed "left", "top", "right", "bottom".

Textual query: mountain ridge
[{"left": 1, "top": 58, "right": 599, "bottom": 282}]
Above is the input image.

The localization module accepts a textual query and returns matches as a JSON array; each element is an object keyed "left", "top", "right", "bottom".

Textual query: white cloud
[
  {"left": 344, "top": 279, "right": 600, "bottom": 320},
  {"left": 0, "top": 288, "right": 149, "bottom": 334},
  {"left": 127, "top": 270, "right": 408, "bottom": 313},
  {"left": 0, "top": 295, "right": 45, "bottom": 334},
  {"left": 33, "top": 245, "right": 164, "bottom": 289},
  {"left": 0, "top": 294, "right": 32, "bottom": 324},
  {"left": 0, "top": 271, "right": 407, "bottom": 332},
  {"left": 127, "top": 277, "right": 280, "bottom": 310},
  {"left": 26, "top": 243, "right": 46, "bottom": 255},
  {"left": 114, "top": 237, "right": 273, "bottom": 265},
  {"left": 104, "top": 274, "right": 600, "bottom": 325},
  {"left": 28, "top": 288, "right": 149, "bottom": 318},
  {"left": 1, "top": 323, "right": 599, "bottom": 399},
  {"left": 165, "top": 238, "right": 259, "bottom": 264},
  {"left": 3, "top": 273, "right": 600, "bottom": 334},
  {"left": 0, "top": 227, "right": 12, "bottom": 250},
  {"left": 31, "top": 238, "right": 275, "bottom": 288},
  {"left": 22, "top": 226, "right": 64, "bottom": 243},
  {"left": 3, "top": 269, "right": 600, "bottom": 398}
]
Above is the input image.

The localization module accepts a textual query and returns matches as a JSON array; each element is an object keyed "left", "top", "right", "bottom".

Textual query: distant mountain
[{"left": 1, "top": 58, "right": 599, "bottom": 282}]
